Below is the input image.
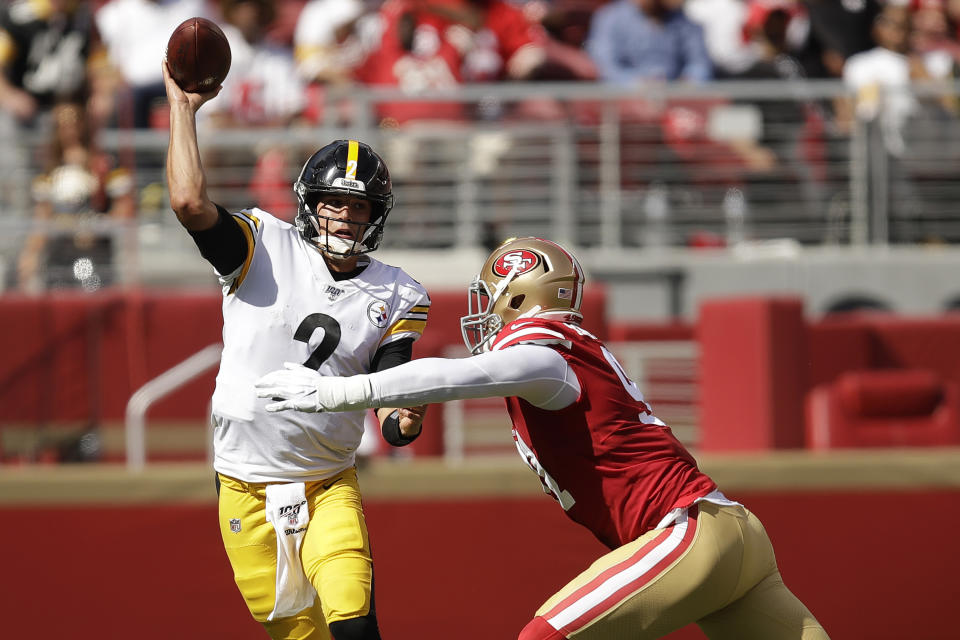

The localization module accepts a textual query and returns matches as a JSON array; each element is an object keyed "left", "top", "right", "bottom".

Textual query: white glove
[
  {"left": 254, "top": 362, "right": 323, "bottom": 412},
  {"left": 254, "top": 362, "right": 373, "bottom": 413}
]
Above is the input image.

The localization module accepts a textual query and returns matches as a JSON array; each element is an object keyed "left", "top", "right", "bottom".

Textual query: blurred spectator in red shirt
[
  {"left": 356, "top": 0, "right": 595, "bottom": 126},
  {"left": 355, "top": 0, "right": 467, "bottom": 125}
]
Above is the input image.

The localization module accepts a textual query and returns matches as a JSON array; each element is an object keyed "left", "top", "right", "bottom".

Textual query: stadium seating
[
  {"left": 698, "top": 296, "right": 960, "bottom": 450},
  {"left": 806, "top": 369, "right": 960, "bottom": 448}
]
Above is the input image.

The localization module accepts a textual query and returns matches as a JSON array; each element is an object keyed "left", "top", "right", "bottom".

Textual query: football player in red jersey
[{"left": 256, "top": 237, "right": 830, "bottom": 640}]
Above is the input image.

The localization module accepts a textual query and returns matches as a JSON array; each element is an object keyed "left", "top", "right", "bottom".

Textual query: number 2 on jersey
[{"left": 294, "top": 313, "right": 342, "bottom": 370}]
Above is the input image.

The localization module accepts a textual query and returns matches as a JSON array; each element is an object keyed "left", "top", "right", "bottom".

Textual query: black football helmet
[{"left": 294, "top": 139, "right": 394, "bottom": 256}]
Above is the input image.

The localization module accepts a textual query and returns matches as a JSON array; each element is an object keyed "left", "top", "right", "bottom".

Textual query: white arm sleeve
[{"left": 365, "top": 344, "right": 581, "bottom": 410}]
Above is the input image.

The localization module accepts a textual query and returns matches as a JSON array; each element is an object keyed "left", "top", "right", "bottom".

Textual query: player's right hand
[{"left": 161, "top": 60, "right": 220, "bottom": 112}]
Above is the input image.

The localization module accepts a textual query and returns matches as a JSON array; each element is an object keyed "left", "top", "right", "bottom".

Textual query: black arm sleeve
[
  {"left": 187, "top": 204, "right": 249, "bottom": 275},
  {"left": 372, "top": 338, "right": 421, "bottom": 447},
  {"left": 370, "top": 337, "right": 414, "bottom": 372}
]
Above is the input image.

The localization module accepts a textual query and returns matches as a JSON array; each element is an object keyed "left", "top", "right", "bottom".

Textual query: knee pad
[{"left": 328, "top": 615, "right": 381, "bottom": 640}]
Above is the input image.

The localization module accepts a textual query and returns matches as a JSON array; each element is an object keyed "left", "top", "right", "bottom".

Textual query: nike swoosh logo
[{"left": 321, "top": 477, "right": 341, "bottom": 491}]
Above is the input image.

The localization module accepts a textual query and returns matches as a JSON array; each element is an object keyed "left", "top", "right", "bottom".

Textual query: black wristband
[{"left": 381, "top": 410, "right": 420, "bottom": 447}]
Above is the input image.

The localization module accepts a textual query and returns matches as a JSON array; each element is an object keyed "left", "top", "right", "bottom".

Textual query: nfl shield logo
[{"left": 229, "top": 518, "right": 241, "bottom": 533}]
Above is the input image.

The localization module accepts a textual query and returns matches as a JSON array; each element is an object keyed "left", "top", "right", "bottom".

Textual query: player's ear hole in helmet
[
  {"left": 294, "top": 139, "right": 394, "bottom": 257},
  {"left": 460, "top": 237, "right": 586, "bottom": 354}
]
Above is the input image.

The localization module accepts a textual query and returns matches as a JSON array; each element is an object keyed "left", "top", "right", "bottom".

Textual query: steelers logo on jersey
[{"left": 367, "top": 300, "right": 390, "bottom": 327}]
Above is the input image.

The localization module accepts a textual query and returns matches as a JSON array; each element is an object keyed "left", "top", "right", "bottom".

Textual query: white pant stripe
[{"left": 546, "top": 517, "right": 690, "bottom": 631}]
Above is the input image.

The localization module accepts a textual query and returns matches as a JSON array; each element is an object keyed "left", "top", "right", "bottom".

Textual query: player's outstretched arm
[
  {"left": 254, "top": 345, "right": 580, "bottom": 413},
  {"left": 163, "top": 60, "right": 220, "bottom": 232}
]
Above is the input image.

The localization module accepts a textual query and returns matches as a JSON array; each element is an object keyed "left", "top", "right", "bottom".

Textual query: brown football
[{"left": 166, "top": 17, "right": 231, "bottom": 93}]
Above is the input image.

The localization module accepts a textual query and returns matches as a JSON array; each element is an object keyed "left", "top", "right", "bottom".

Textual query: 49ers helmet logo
[{"left": 492, "top": 250, "right": 540, "bottom": 277}]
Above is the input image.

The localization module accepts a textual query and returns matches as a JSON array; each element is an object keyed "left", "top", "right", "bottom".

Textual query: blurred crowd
[
  {"left": 4, "top": 0, "right": 958, "bottom": 128},
  {"left": 3, "top": 0, "right": 960, "bottom": 290}
]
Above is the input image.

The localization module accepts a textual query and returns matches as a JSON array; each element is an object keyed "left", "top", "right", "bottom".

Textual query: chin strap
[{"left": 314, "top": 233, "right": 360, "bottom": 256}]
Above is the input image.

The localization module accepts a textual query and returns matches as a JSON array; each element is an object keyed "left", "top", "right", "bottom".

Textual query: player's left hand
[
  {"left": 397, "top": 405, "right": 427, "bottom": 438},
  {"left": 255, "top": 362, "right": 324, "bottom": 412}
]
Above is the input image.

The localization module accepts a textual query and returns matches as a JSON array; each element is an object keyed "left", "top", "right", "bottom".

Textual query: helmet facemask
[
  {"left": 294, "top": 184, "right": 390, "bottom": 258},
  {"left": 461, "top": 268, "right": 515, "bottom": 354}
]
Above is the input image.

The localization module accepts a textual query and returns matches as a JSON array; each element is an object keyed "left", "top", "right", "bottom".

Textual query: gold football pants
[
  {"left": 217, "top": 468, "right": 374, "bottom": 640},
  {"left": 525, "top": 502, "right": 829, "bottom": 640}
]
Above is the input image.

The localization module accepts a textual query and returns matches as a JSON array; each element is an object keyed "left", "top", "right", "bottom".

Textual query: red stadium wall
[
  {"left": 0, "top": 288, "right": 606, "bottom": 424},
  {"left": 697, "top": 297, "right": 960, "bottom": 451},
  {"left": 0, "top": 290, "right": 223, "bottom": 423},
  {"left": 0, "top": 489, "right": 955, "bottom": 640},
  {"left": 7, "top": 291, "right": 960, "bottom": 457},
  {"left": 0, "top": 288, "right": 605, "bottom": 458}
]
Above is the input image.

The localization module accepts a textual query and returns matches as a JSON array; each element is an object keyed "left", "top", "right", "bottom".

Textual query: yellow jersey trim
[
  {"left": 379, "top": 318, "right": 427, "bottom": 344},
  {"left": 228, "top": 215, "right": 257, "bottom": 294}
]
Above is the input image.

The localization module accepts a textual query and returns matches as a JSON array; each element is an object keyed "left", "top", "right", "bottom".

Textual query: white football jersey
[{"left": 211, "top": 208, "right": 429, "bottom": 482}]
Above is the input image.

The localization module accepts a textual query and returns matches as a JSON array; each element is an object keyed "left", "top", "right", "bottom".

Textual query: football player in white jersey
[{"left": 163, "top": 60, "right": 429, "bottom": 640}]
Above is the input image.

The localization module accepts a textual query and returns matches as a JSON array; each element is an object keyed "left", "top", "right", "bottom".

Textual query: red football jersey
[
  {"left": 356, "top": 0, "right": 545, "bottom": 122},
  {"left": 355, "top": 0, "right": 467, "bottom": 123},
  {"left": 492, "top": 318, "right": 717, "bottom": 549}
]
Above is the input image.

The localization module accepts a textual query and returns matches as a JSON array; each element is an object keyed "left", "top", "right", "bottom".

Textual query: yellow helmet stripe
[{"left": 346, "top": 140, "right": 359, "bottom": 180}]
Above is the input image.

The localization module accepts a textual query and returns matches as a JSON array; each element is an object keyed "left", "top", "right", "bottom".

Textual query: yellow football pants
[{"left": 217, "top": 468, "right": 374, "bottom": 640}]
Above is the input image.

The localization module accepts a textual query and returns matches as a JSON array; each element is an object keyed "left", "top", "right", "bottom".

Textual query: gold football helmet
[{"left": 460, "top": 237, "right": 585, "bottom": 353}]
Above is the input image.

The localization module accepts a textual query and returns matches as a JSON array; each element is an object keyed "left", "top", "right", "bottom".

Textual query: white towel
[{"left": 264, "top": 483, "right": 317, "bottom": 620}]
